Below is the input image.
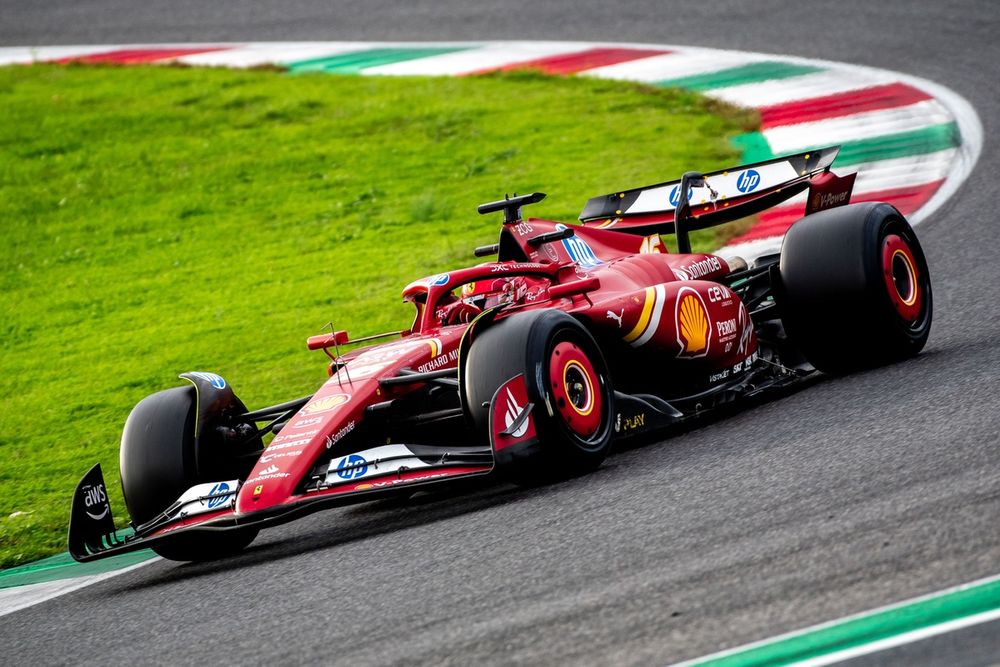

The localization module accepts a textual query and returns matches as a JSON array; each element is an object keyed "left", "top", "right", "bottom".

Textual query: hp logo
[
  {"left": 206, "top": 482, "right": 231, "bottom": 509},
  {"left": 668, "top": 186, "right": 694, "bottom": 207},
  {"left": 336, "top": 454, "right": 369, "bottom": 480},
  {"left": 736, "top": 169, "right": 761, "bottom": 193}
]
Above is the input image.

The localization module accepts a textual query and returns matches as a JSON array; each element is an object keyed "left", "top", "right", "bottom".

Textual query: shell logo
[
  {"left": 302, "top": 393, "right": 351, "bottom": 415},
  {"left": 676, "top": 288, "right": 710, "bottom": 357}
]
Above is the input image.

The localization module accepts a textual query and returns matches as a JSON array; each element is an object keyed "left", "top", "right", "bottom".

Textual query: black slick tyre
[
  {"left": 462, "top": 310, "right": 614, "bottom": 482},
  {"left": 120, "top": 386, "right": 258, "bottom": 561},
  {"left": 778, "top": 202, "right": 932, "bottom": 373}
]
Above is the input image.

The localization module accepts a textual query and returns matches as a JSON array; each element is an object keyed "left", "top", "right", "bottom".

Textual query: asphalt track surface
[{"left": 2, "top": 2, "right": 998, "bottom": 665}]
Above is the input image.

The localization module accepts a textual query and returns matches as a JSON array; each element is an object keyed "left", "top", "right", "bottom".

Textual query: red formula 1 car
[{"left": 69, "top": 146, "right": 932, "bottom": 562}]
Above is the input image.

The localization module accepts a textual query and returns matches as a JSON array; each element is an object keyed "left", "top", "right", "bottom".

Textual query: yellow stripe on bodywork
[{"left": 623, "top": 287, "right": 655, "bottom": 343}]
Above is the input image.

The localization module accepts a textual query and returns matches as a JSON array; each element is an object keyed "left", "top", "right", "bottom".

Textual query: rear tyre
[
  {"left": 463, "top": 310, "right": 614, "bottom": 482},
  {"left": 120, "top": 386, "right": 258, "bottom": 561},
  {"left": 778, "top": 202, "right": 932, "bottom": 373}
]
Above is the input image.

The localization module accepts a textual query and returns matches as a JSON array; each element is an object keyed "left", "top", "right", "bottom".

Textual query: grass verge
[{"left": 0, "top": 63, "right": 755, "bottom": 568}]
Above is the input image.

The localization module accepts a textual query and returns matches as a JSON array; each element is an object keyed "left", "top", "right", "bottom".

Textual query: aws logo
[
  {"left": 81, "top": 483, "right": 109, "bottom": 520},
  {"left": 302, "top": 393, "right": 351, "bottom": 415},
  {"left": 675, "top": 287, "right": 711, "bottom": 358}
]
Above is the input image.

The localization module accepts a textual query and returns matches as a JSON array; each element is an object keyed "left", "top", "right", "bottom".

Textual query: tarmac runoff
[{"left": 0, "top": 41, "right": 986, "bottom": 653}]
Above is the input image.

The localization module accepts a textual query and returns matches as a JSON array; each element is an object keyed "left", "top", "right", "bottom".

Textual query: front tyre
[
  {"left": 463, "top": 310, "right": 615, "bottom": 482},
  {"left": 778, "top": 202, "right": 932, "bottom": 373},
  {"left": 120, "top": 386, "right": 258, "bottom": 561}
]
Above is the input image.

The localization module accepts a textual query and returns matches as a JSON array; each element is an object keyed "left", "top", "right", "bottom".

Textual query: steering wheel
[{"left": 438, "top": 300, "right": 482, "bottom": 326}]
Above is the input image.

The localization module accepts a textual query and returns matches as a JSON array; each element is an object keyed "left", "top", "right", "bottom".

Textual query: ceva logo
[
  {"left": 736, "top": 169, "right": 761, "bottom": 193},
  {"left": 336, "top": 454, "right": 368, "bottom": 480}
]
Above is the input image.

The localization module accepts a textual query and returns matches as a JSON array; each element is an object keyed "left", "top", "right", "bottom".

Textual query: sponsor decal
[
  {"left": 290, "top": 416, "right": 323, "bottom": 429},
  {"left": 639, "top": 234, "right": 663, "bottom": 254},
  {"left": 335, "top": 454, "right": 369, "bottom": 480},
  {"left": 542, "top": 243, "right": 559, "bottom": 262},
  {"left": 556, "top": 224, "right": 602, "bottom": 268},
  {"left": 461, "top": 281, "right": 477, "bottom": 298},
  {"left": 246, "top": 471, "right": 291, "bottom": 484},
  {"left": 206, "top": 481, "right": 232, "bottom": 509},
  {"left": 272, "top": 429, "right": 319, "bottom": 444},
  {"left": 190, "top": 371, "right": 226, "bottom": 389},
  {"left": 503, "top": 387, "right": 530, "bottom": 438},
  {"left": 707, "top": 285, "right": 730, "bottom": 303},
  {"left": 606, "top": 308, "right": 624, "bottom": 328},
  {"left": 431, "top": 273, "right": 450, "bottom": 286},
  {"left": 672, "top": 268, "right": 690, "bottom": 281},
  {"left": 335, "top": 362, "right": 385, "bottom": 381},
  {"left": 709, "top": 369, "right": 730, "bottom": 383},
  {"left": 302, "top": 393, "right": 351, "bottom": 415},
  {"left": 324, "top": 420, "right": 356, "bottom": 449},
  {"left": 736, "top": 169, "right": 761, "bottom": 193},
  {"left": 716, "top": 318, "right": 738, "bottom": 337},
  {"left": 513, "top": 221, "right": 534, "bottom": 236},
  {"left": 678, "top": 256, "right": 723, "bottom": 279},
  {"left": 253, "top": 484, "right": 264, "bottom": 497},
  {"left": 355, "top": 472, "right": 452, "bottom": 490},
  {"left": 676, "top": 287, "right": 711, "bottom": 358},
  {"left": 668, "top": 185, "right": 693, "bottom": 207},
  {"left": 81, "top": 483, "right": 109, "bottom": 520},
  {"left": 259, "top": 450, "right": 302, "bottom": 464},
  {"left": 417, "top": 348, "right": 459, "bottom": 373},
  {"left": 813, "top": 191, "right": 849, "bottom": 209},
  {"left": 621, "top": 413, "right": 646, "bottom": 431},
  {"left": 268, "top": 436, "right": 312, "bottom": 451},
  {"left": 737, "top": 303, "right": 754, "bottom": 355}
]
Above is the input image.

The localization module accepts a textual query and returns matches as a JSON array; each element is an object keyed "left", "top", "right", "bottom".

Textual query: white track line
[
  {"left": 788, "top": 607, "right": 1000, "bottom": 667},
  {"left": 0, "top": 557, "right": 160, "bottom": 618},
  {"left": 671, "top": 572, "right": 1000, "bottom": 666}
]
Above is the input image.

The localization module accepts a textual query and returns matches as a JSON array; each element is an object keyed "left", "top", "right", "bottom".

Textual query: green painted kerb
[
  {"left": 287, "top": 46, "right": 472, "bottom": 74},
  {"left": 687, "top": 576, "right": 1000, "bottom": 666},
  {"left": 656, "top": 61, "right": 823, "bottom": 92},
  {"left": 732, "top": 122, "right": 961, "bottom": 165},
  {"left": 0, "top": 548, "right": 155, "bottom": 590}
]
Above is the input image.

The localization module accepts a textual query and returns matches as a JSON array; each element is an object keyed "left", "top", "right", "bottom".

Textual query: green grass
[{"left": 0, "top": 64, "right": 755, "bottom": 569}]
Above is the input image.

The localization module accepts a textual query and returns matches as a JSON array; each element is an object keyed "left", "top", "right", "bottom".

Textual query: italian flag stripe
[
  {"left": 286, "top": 46, "right": 472, "bottom": 74},
  {"left": 655, "top": 61, "right": 824, "bottom": 91},
  {"left": 759, "top": 82, "right": 933, "bottom": 128},
  {"left": 471, "top": 46, "right": 670, "bottom": 76}
]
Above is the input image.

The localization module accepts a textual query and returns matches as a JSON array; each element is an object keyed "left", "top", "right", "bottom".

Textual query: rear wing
[{"left": 578, "top": 146, "right": 853, "bottom": 234}]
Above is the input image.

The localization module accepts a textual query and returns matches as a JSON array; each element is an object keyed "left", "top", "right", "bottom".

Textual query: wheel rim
[
  {"left": 881, "top": 233, "right": 923, "bottom": 323},
  {"left": 548, "top": 340, "right": 603, "bottom": 438}
]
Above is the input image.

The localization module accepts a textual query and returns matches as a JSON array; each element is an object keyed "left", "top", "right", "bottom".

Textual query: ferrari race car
[{"left": 69, "top": 146, "right": 932, "bottom": 562}]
